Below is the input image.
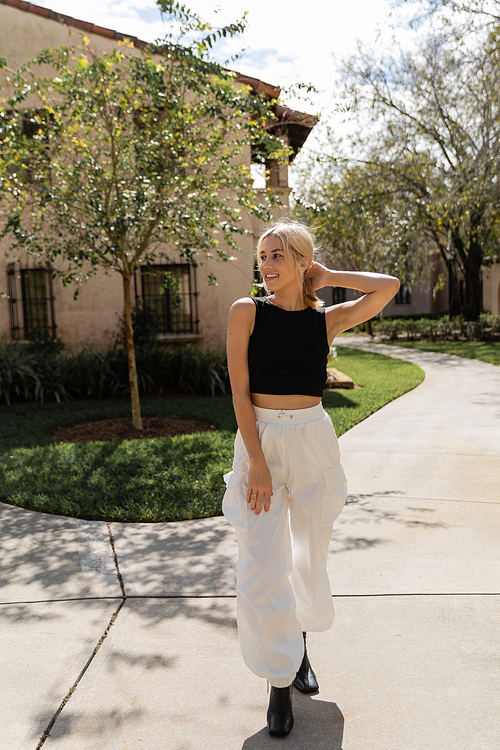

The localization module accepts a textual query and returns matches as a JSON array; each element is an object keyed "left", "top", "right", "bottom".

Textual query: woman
[{"left": 223, "top": 220, "right": 399, "bottom": 736}]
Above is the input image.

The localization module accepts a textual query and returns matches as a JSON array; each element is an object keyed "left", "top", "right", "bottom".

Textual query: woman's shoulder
[
  {"left": 230, "top": 295, "right": 271, "bottom": 313},
  {"left": 228, "top": 297, "right": 260, "bottom": 340},
  {"left": 232, "top": 296, "right": 258, "bottom": 305},
  {"left": 228, "top": 296, "right": 258, "bottom": 326},
  {"left": 230, "top": 296, "right": 258, "bottom": 313}
]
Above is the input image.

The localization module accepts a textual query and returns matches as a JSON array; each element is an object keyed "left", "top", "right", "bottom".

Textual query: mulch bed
[{"left": 51, "top": 416, "right": 215, "bottom": 443}]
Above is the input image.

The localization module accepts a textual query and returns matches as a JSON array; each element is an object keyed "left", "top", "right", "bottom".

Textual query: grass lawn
[
  {"left": 386, "top": 340, "right": 500, "bottom": 366},
  {"left": 0, "top": 347, "right": 424, "bottom": 523}
]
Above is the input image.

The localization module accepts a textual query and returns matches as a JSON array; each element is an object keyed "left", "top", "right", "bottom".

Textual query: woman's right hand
[{"left": 246, "top": 458, "right": 273, "bottom": 515}]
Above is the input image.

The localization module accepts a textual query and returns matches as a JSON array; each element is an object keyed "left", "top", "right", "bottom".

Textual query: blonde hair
[{"left": 257, "top": 220, "right": 323, "bottom": 309}]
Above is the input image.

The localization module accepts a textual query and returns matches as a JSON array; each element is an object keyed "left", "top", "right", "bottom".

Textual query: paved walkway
[{"left": 1, "top": 339, "right": 499, "bottom": 749}]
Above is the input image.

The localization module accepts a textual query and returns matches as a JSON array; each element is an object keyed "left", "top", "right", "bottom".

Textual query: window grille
[
  {"left": 395, "top": 287, "right": 412, "bottom": 305},
  {"left": 6, "top": 262, "right": 56, "bottom": 340},
  {"left": 136, "top": 263, "right": 199, "bottom": 335}
]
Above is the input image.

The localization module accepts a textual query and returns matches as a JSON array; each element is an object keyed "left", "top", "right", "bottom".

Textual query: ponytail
[{"left": 303, "top": 270, "right": 323, "bottom": 310}]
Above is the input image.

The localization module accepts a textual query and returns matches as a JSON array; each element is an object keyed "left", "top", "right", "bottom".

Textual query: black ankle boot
[
  {"left": 267, "top": 683, "right": 294, "bottom": 736},
  {"left": 293, "top": 632, "right": 319, "bottom": 694}
]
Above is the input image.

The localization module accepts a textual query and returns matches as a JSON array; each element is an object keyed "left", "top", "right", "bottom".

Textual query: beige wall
[
  {"left": 0, "top": 3, "right": 141, "bottom": 73},
  {"left": 381, "top": 251, "right": 448, "bottom": 317},
  {"left": 0, "top": 237, "right": 124, "bottom": 349},
  {"left": 0, "top": 195, "right": 290, "bottom": 352},
  {"left": 482, "top": 264, "right": 500, "bottom": 316}
]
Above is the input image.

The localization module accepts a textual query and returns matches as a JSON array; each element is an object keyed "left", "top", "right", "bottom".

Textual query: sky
[
  {"left": 29, "top": 0, "right": 411, "bottom": 173},
  {"left": 30, "top": 0, "right": 404, "bottom": 105}
]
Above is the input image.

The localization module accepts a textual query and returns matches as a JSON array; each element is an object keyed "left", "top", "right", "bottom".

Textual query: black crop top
[{"left": 248, "top": 297, "right": 329, "bottom": 397}]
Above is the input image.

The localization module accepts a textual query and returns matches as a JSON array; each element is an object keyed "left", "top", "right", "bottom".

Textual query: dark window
[
  {"left": 137, "top": 263, "right": 198, "bottom": 335},
  {"left": 395, "top": 287, "right": 412, "bottom": 305},
  {"left": 252, "top": 263, "right": 267, "bottom": 297},
  {"left": 7, "top": 262, "right": 56, "bottom": 340},
  {"left": 22, "top": 117, "right": 42, "bottom": 138},
  {"left": 331, "top": 288, "right": 346, "bottom": 304},
  {"left": 250, "top": 145, "right": 288, "bottom": 189}
]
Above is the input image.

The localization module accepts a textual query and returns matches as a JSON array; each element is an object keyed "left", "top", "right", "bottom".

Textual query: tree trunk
[
  {"left": 366, "top": 318, "right": 374, "bottom": 337},
  {"left": 446, "top": 259, "right": 462, "bottom": 317},
  {"left": 123, "top": 274, "right": 143, "bottom": 430},
  {"left": 448, "top": 230, "right": 483, "bottom": 320},
  {"left": 462, "top": 239, "right": 483, "bottom": 321}
]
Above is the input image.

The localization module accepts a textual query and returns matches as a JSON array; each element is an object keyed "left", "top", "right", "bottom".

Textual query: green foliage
[
  {"left": 0, "top": 343, "right": 70, "bottom": 404},
  {"left": 25, "top": 329, "right": 65, "bottom": 356},
  {"left": 373, "top": 313, "right": 500, "bottom": 341},
  {"left": 0, "top": 342, "right": 230, "bottom": 404},
  {"left": 155, "top": 1, "right": 249, "bottom": 56},
  {"left": 293, "top": 161, "right": 431, "bottom": 286},
  {"left": 0, "top": 345, "right": 42, "bottom": 405},
  {"left": 0, "top": 348, "right": 423, "bottom": 521},
  {"left": 0, "top": 433, "right": 235, "bottom": 522},
  {"left": 1, "top": 39, "right": 285, "bottom": 275},
  {"left": 120, "top": 302, "right": 161, "bottom": 349},
  {"left": 330, "top": 5, "right": 500, "bottom": 320},
  {"left": 0, "top": 395, "right": 238, "bottom": 450}
]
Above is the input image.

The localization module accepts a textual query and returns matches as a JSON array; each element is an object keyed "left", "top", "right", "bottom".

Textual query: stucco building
[{"left": 483, "top": 263, "right": 500, "bottom": 316}]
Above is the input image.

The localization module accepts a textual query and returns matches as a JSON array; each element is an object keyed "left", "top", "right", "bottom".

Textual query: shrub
[
  {"left": 371, "top": 319, "right": 403, "bottom": 340},
  {"left": 0, "top": 341, "right": 229, "bottom": 404},
  {"left": 135, "top": 344, "right": 229, "bottom": 397},
  {"left": 26, "top": 329, "right": 65, "bottom": 356},
  {"left": 0, "top": 345, "right": 41, "bottom": 405},
  {"left": 373, "top": 313, "right": 500, "bottom": 342}
]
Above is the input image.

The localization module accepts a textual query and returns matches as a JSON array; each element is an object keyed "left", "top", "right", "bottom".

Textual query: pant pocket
[
  {"left": 321, "top": 464, "right": 347, "bottom": 526},
  {"left": 222, "top": 468, "right": 248, "bottom": 531}
]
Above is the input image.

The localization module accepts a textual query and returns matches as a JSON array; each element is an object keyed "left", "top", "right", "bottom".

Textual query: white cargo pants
[{"left": 222, "top": 403, "right": 347, "bottom": 688}]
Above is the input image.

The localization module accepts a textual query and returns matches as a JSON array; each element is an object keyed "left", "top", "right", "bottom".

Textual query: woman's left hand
[{"left": 305, "top": 261, "right": 331, "bottom": 291}]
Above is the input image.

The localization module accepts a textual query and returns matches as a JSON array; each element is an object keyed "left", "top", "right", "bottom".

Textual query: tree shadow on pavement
[
  {"left": 242, "top": 695, "right": 344, "bottom": 750},
  {"left": 0, "top": 503, "right": 120, "bottom": 611},
  {"left": 343, "top": 491, "right": 449, "bottom": 529}
]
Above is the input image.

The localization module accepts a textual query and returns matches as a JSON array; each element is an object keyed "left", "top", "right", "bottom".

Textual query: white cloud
[
  {"left": 32, "top": 1, "right": 395, "bottom": 98},
  {"left": 29, "top": 0, "right": 401, "bottom": 170}
]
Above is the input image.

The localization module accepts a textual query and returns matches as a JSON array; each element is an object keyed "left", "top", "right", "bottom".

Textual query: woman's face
[{"left": 258, "top": 236, "right": 305, "bottom": 293}]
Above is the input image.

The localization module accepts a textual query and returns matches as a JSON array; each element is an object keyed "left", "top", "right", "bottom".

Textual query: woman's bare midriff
[{"left": 251, "top": 393, "right": 321, "bottom": 410}]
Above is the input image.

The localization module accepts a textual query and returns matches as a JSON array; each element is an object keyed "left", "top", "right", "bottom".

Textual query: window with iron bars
[
  {"left": 135, "top": 263, "right": 199, "bottom": 335},
  {"left": 395, "top": 287, "right": 412, "bottom": 305},
  {"left": 7, "top": 262, "right": 56, "bottom": 340}
]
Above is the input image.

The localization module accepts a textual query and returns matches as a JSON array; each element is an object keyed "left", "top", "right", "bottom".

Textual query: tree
[
  {"left": 294, "top": 160, "right": 431, "bottom": 281},
  {"left": 293, "top": 160, "right": 431, "bottom": 332},
  {"left": 0, "top": 4, "right": 287, "bottom": 428},
  {"left": 335, "top": 13, "right": 500, "bottom": 320},
  {"left": 394, "top": 0, "right": 500, "bottom": 27}
]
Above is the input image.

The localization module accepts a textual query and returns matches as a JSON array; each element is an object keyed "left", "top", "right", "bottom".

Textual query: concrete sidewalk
[{"left": 1, "top": 340, "right": 499, "bottom": 749}]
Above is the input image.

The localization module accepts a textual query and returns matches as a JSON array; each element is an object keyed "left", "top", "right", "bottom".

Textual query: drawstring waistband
[{"left": 253, "top": 402, "right": 325, "bottom": 425}]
